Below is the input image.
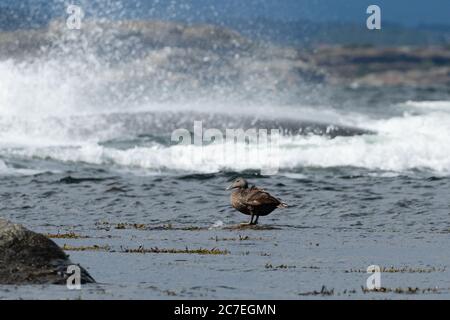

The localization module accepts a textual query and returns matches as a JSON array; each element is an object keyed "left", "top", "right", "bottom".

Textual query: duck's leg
[
  {"left": 253, "top": 215, "right": 259, "bottom": 225},
  {"left": 248, "top": 212, "right": 255, "bottom": 225},
  {"left": 241, "top": 212, "right": 255, "bottom": 226}
]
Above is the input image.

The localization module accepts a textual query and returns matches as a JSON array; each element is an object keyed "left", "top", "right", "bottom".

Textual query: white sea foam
[
  {"left": 209, "top": 220, "right": 225, "bottom": 229},
  {"left": 278, "top": 110, "right": 450, "bottom": 173},
  {"left": 403, "top": 100, "right": 450, "bottom": 112},
  {"left": 1, "top": 58, "right": 450, "bottom": 176},
  {"left": 2, "top": 107, "right": 450, "bottom": 175},
  {"left": 1, "top": 108, "right": 450, "bottom": 175},
  {"left": 0, "top": 58, "right": 362, "bottom": 127}
]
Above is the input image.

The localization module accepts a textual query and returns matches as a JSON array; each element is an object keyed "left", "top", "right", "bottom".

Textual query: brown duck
[{"left": 226, "top": 178, "right": 288, "bottom": 225}]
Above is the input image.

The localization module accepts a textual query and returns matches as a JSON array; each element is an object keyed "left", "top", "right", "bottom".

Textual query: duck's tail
[{"left": 278, "top": 202, "right": 288, "bottom": 208}]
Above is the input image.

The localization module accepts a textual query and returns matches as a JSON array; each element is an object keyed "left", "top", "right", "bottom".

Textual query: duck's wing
[{"left": 244, "top": 188, "right": 283, "bottom": 207}]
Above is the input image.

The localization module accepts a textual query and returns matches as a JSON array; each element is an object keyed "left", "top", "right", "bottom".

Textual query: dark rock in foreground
[{"left": 0, "top": 219, "right": 95, "bottom": 285}]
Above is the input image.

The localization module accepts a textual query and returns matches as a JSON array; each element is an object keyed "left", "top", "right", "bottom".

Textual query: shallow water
[{"left": 1, "top": 167, "right": 450, "bottom": 299}]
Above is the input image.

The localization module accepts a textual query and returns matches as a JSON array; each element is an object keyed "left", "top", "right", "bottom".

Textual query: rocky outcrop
[
  {"left": 0, "top": 19, "right": 448, "bottom": 97},
  {"left": 0, "top": 219, "right": 95, "bottom": 285},
  {"left": 311, "top": 46, "right": 450, "bottom": 87},
  {"left": 0, "top": 19, "right": 253, "bottom": 59}
]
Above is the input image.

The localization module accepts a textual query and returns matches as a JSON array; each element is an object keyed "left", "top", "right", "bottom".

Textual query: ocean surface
[{"left": 1, "top": 18, "right": 450, "bottom": 299}]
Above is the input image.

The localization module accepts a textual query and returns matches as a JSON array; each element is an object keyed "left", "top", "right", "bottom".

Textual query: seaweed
[
  {"left": 45, "top": 232, "right": 89, "bottom": 239},
  {"left": 265, "top": 263, "right": 296, "bottom": 269},
  {"left": 361, "top": 286, "right": 442, "bottom": 294},
  {"left": 345, "top": 266, "right": 446, "bottom": 273},
  {"left": 210, "top": 235, "right": 263, "bottom": 241},
  {"left": 62, "top": 244, "right": 110, "bottom": 251},
  {"left": 120, "top": 245, "right": 229, "bottom": 255},
  {"left": 298, "top": 286, "right": 335, "bottom": 296}
]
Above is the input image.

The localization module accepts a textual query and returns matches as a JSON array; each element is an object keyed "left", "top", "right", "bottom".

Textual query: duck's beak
[{"left": 225, "top": 184, "right": 234, "bottom": 191}]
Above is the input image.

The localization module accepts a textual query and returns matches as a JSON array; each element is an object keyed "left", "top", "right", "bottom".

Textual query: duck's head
[{"left": 226, "top": 178, "right": 248, "bottom": 190}]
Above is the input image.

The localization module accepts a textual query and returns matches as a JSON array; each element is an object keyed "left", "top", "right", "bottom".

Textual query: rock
[
  {"left": 0, "top": 219, "right": 95, "bottom": 285},
  {"left": 1, "top": 19, "right": 447, "bottom": 97},
  {"left": 311, "top": 45, "right": 450, "bottom": 87}
]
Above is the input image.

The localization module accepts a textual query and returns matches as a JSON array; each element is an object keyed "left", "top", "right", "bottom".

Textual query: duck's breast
[{"left": 231, "top": 191, "right": 251, "bottom": 215}]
